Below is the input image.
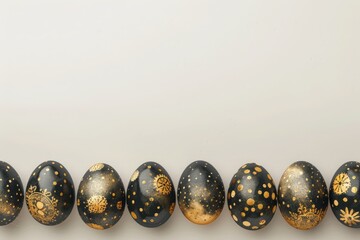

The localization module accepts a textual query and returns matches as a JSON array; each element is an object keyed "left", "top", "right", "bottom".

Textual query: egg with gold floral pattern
[
  {"left": 127, "top": 162, "right": 175, "bottom": 227},
  {"left": 177, "top": 160, "right": 225, "bottom": 225},
  {"left": 330, "top": 161, "right": 360, "bottom": 228},
  {"left": 227, "top": 163, "right": 277, "bottom": 230},
  {"left": 278, "top": 161, "right": 328, "bottom": 230},
  {"left": 26, "top": 161, "right": 75, "bottom": 226},
  {"left": 77, "top": 163, "right": 126, "bottom": 230},
  {"left": 0, "top": 161, "right": 24, "bottom": 226}
]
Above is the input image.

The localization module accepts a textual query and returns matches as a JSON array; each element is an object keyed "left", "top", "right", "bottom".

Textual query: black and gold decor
[
  {"left": 127, "top": 161, "right": 176, "bottom": 228},
  {"left": 177, "top": 161, "right": 225, "bottom": 225},
  {"left": 227, "top": 163, "right": 277, "bottom": 230},
  {"left": 25, "top": 161, "right": 75, "bottom": 226},
  {"left": 278, "top": 161, "right": 328, "bottom": 230},
  {"left": 77, "top": 163, "right": 126, "bottom": 230},
  {"left": 330, "top": 161, "right": 360, "bottom": 228},
  {"left": 0, "top": 161, "right": 24, "bottom": 226}
]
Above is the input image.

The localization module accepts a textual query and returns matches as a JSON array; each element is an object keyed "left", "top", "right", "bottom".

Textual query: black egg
[
  {"left": 330, "top": 161, "right": 360, "bottom": 228},
  {"left": 26, "top": 161, "right": 75, "bottom": 226},
  {"left": 77, "top": 163, "right": 126, "bottom": 230},
  {"left": 227, "top": 163, "right": 277, "bottom": 230},
  {"left": 177, "top": 160, "right": 225, "bottom": 225},
  {"left": 278, "top": 161, "right": 328, "bottom": 230},
  {"left": 0, "top": 161, "right": 24, "bottom": 226},
  {"left": 127, "top": 162, "right": 175, "bottom": 227}
]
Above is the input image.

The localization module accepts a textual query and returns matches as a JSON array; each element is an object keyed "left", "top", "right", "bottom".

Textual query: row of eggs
[{"left": 0, "top": 160, "right": 359, "bottom": 230}]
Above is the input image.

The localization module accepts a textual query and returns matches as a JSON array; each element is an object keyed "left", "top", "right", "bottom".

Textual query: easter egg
[
  {"left": 77, "top": 163, "right": 126, "bottom": 230},
  {"left": 227, "top": 163, "right": 277, "bottom": 230},
  {"left": 127, "top": 162, "right": 175, "bottom": 227},
  {"left": 278, "top": 161, "right": 328, "bottom": 230},
  {"left": 330, "top": 161, "right": 360, "bottom": 228},
  {"left": 26, "top": 161, "right": 75, "bottom": 226},
  {"left": 0, "top": 161, "right": 24, "bottom": 226},
  {"left": 177, "top": 160, "right": 225, "bottom": 225}
]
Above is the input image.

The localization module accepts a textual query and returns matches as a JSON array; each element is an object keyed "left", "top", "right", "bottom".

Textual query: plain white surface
[{"left": 1, "top": 1, "right": 360, "bottom": 239}]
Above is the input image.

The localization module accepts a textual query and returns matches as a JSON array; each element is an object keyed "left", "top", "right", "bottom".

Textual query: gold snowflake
[
  {"left": 153, "top": 174, "right": 172, "bottom": 195},
  {"left": 87, "top": 195, "right": 108, "bottom": 214},
  {"left": 333, "top": 173, "right": 351, "bottom": 195},
  {"left": 340, "top": 207, "right": 360, "bottom": 226}
]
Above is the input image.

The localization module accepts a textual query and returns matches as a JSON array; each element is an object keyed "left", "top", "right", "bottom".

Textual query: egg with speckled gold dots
[
  {"left": 177, "top": 160, "right": 225, "bottom": 225},
  {"left": 77, "top": 163, "right": 126, "bottom": 230},
  {"left": 0, "top": 161, "right": 24, "bottom": 226},
  {"left": 127, "top": 161, "right": 175, "bottom": 227},
  {"left": 330, "top": 161, "right": 360, "bottom": 228},
  {"left": 26, "top": 161, "right": 75, "bottom": 226},
  {"left": 278, "top": 161, "right": 328, "bottom": 230},
  {"left": 227, "top": 163, "right": 277, "bottom": 230}
]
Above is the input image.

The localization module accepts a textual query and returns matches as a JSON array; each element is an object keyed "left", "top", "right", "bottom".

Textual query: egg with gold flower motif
[
  {"left": 77, "top": 163, "right": 126, "bottom": 230},
  {"left": 127, "top": 162, "right": 176, "bottom": 227},
  {"left": 330, "top": 161, "right": 360, "bottom": 228},
  {"left": 278, "top": 161, "right": 328, "bottom": 230},
  {"left": 227, "top": 163, "right": 277, "bottom": 230}
]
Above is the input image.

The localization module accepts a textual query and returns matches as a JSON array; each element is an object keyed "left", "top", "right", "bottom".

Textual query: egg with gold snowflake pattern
[
  {"left": 330, "top": 161, "right": 360, "bottom": 228},
  {"left": 26, "top": 161, "right": 75, "bottom": 226},
  {"left": 178, "top": 160, "right": 225, "bottom": 225},
  {"left": 127, "top": 162, "right": 175, "bottom": 227},
  {"left": 77, "top": 163, "right": 126, "bottom": 230},
  {"left": 227, "top": 163, "right": 277, "bottom": 230},
  {"left": 278, "top": 161, "right": 328, "bottom": 230},
  {"left": 0, "top": 161, "right": 24, "bottom": 226}
]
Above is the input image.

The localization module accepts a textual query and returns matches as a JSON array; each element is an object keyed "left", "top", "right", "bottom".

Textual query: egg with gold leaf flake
[
  {"left": 77, "top": 163, "right": 126, "bottom": 230},
  {"left": 227, "top": 163, "right": 277, "bottom": 230},
  {"left": 278, "top": 161, "right": 328, "bottom": 230},
  {"left": 330, "top": 161, "right": 360, "bottom": 228},
  {"left": 127, "top": 162, "right": 175, "bottom": 227},
  {"left": 0, "top": 161, "right": 24, "bottom": 226},
  {"left": 177, "top": 160, "right": 225, "bottom": 225},
  {"left": 26, "top": 161, "right": 75, "bottom": 226}
]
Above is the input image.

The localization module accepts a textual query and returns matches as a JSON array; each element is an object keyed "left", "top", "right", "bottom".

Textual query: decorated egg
[
  {"left": 330, "top": 161, "right": 360, "bottom": 228},
  {"left": 177, "top": 160, "right": 225, "bottom": 225},
  {"left": 0, "top": 161, "right": 24, "bottom": 226},
  {"left": 278, "top": 161, "right": 328, "bottom": 230},
  {"left": 26, "top": 161, "right": 75, "bottom": 226},
  {"left": 227, "top": 163, "right": 277, "bottom": 230},
  {"left": 127, "top": 161, "right": 175, "bottom": 227},
  {"left": 77, "top": 163, "right": 126, "bottom": 230}
]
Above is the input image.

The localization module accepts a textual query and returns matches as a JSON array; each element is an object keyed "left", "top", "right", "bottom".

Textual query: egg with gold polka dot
[
  {"left": 25, "top": 161, "right": 75, "bottom": 226},
  {"left": 177, "top": 160, "right": 225, "bottom": 225},
  {"left": 127, "top": 162, "right": 175, "bottom": 227},
  {"left": 227, "top": 163, "right": 277, "bottom": 230},
  {"left": 278, "top": 161, "right": 328, "bottom": 230},
  {"left": 0, "top": 161, "right": 24, "bottom": 226},
  {"left": 77, "top": 163, "right": 126, "bottom": 230},
  {"left": 330, "top": 161, "right": 360, "bottom": 228}
]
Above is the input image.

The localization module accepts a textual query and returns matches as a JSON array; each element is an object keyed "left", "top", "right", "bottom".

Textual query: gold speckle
[
  {"left": 231, "top": 190, "right": 236, "bottom": 198},
  {"left": 139, "top": 208, "right": 143, "bottom": 212},
  {"left": 232, "top": 215, "right": 238, "bottom": 222},
  {"left": 241, "top": 212, "right": 246, "bottom": 217},
  {"left": 130, "top": 211, "right": 137, "bottom": 220},
  {"left": 258, "top": 204, "right": 264, "bottom": 210},
  {"left": 259, "top": 219, "right": 266, "bottom": 225},
  {"left": 246, "top": 198, "right": 255, "bottom": 206},
  {"left": 52, "top": 181, "right": 57, "bottom": 186},
  {"left": 130, "top": 170, "right": 140, "bottom": 182},
  {"left": 334, "top": 200, "right": 339, "bottom": 206},
  {"left": 343, "top": 197, "right": 348, "bottom": 202},
  {"left": 271, "top": 192, "right": 276, "bottom": 200},
  {"left": 237, "top": 184, "right": 244, "bottom": 191},
  {"left": 264, "top": 191, "right": 270, "bottom": 198},
  {"left": 54, "top": 171, "right": 59, "bottom": 175},
  {"left": 244, "top": 169, "right": 250, "bottom": 174},
  {"left": 254, "top": 166, "right": 262, "bottom": 172},
  {"left": 352, "top": 187, "right": 358, "bottom": 193},
  {"left": 243, "top": 221, "right": 251, "bottom": 227}
]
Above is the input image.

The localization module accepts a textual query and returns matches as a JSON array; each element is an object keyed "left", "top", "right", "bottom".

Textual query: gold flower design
[
  {"left": 333, "top": 173, "right": 351, "bottom": 195},
  {"left": 340, "top": 207, "right": 360, "bottom": 226},
  {"left": 87, "top": 195, "right": 108, "bottom": 214},
  {"left": 153, "top": 174, "right": 172, "bottom": 195},
  {"left": 286, "top": 204, "right": 326, "bottom": 230}
]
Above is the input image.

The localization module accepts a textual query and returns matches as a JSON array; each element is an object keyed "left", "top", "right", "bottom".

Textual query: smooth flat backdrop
[{"left": 1, "top": 1, "right": 360, "bottom": 240}]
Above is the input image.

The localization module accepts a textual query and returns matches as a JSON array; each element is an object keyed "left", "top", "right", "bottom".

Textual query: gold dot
[
  {"left": 352, "top": 187, "right": 358, "bottom": 193},
  {"left": 292, "top": 197, "right": 296, "bottom": 201},
  {"left": 112, "top": 193, "right": 116, "bottom": 197},
  {"left": 150, "top": 219, "right": 154, "bottom": 223},
  {"left": 60, "top": 192, "right": 63, "bottom": 196},
  {"left": 258, "top": 190, "right": 262, "bottom": 194},
  {"left": 139, "top": 208, "right": 143, "bottom": 212},
  {"left": 248, "top": 189, "right": 253, "bottom": 193},
  {"left": 246, "top": 198, "right": 255, "bottom": 206},
  {"left": 271, "top": 192, "right": 276, "bottom": 200},
  {"left": 267, "top": 183, "right": 272, "bottom": 188},
  {"left": 142, "top": 219, "right": 147, "bottom": 223},
  {"left": 231, "top": 190, "right": 236, "bottom": 198},
  {"left": 244, "top": 169, "right": 250, "bottom": 174},
  {"left": 243, "top": 221, "right": 251, "bottom": 227},
  {"left": 53, "top": 181, "right": 57, "bottom": 186},
  {"left": 343, "top": 197, "right": 348, "bottom": 202},
  {"left": 237, "top": 184, "right": 244, "bottom": 191},
  {"left": 258, "top": 204, "right": 264, "bottom": 210},
  {"left": 154, "top": 213, "right": 159, "bottom": 217},
  {"left": 36, "top": 202, "right": 44, "bottom": 209},
  {"left": 241, "top": 212, "right": 246, "bottom": 217},
  {"left": 267, "top": 174, "right": 272, "bottom": 180},
  {"left": 55, "top": 171, "right": 59, "bottom": 175},
  {"left": 251, "top": 207, "right": 256, "bottom": 212},
  {"left": 255, "top": 167, "right": 262, "bottom": 172},
  {"left": 334, "top": 200, "right": 339, "bottom": 206},
  {"left": 131, "top": 211, "right": 137, "bottom": 220},
  {"left": 259, "top": 219, "right": 266, "bottom": 225},
  {"left": 142, "top": 180, "right": 146, "bottom": 184},
  {"left": 272, "top": 205, "right": 277, "bottom": 213},
  {"left": 232, "top": 215, "right": 238, "bottom": 222},
  {"left": 247, "top": 176, "right": 252, "bottom": 180},
  {"left": 150, "top": 197, "right": 154, "bottom": 202},
  {"left": 264, "top": 191, "right": 269, "bottom": 198}
]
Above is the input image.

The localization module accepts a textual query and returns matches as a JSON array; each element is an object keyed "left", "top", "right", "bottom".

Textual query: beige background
[{"left": 1, "top": 1, "right": 360, "bottom": 239}]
